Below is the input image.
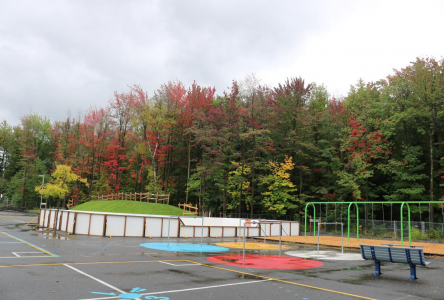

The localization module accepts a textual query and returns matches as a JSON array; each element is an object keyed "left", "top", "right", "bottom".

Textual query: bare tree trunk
[
  {"left": 185, "top": 140, "right": 191, "bottom": 204},
  {"left": 365, "top": 177, "right": 369, "bottom": 231},
  {"left": 250, "top": 135, "right": 256, "bottom": 219},
  {"left": 20, "top": 168, "right": 27, "bottom": 208},
  {"left": 238, "top": 162, "right": 244, "bottom": 218},
  {"left": 430, "top": 131, "right": 434, "bottom": 221},
  {"left": 199, "top": 175, "right": 202, "bottom": 216}
]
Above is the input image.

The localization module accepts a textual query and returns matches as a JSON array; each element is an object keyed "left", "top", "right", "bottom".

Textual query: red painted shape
[{"left": 207, "top": 254, "right": 323, "bottom": 270}]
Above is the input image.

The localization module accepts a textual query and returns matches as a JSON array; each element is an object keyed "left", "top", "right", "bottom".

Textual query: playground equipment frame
[
  {"left": 242, "top": 220, "right": 284, "bottom": 261},
  {"left": 304, "top": 201, "right": 444, "bottom": 245},
  {"left": 316, "top": 221, "right": 344, "bottom": 256}
]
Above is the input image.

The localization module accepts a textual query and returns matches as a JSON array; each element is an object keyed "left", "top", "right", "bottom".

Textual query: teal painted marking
[
  {"left": 91, "top": 287, "right": 166, "bottom": 300},
  {"left": 0, "top": 231, "right": 59, "bottom": 257},
  {"left": 140, "top": 242, "right": 228, "bottom": 253},
  {"left": 118, "top": 292, "right": 142, "bottom": 299},
  {"left": 92, "top": 292, "right": 116, "bottom": 296}
]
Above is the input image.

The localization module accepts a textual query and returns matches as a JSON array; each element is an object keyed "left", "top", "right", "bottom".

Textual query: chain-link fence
[
  {"left": 302, "top": 218, "right": 444, "bottom": 241},
  {"left": 226, "top": 213, "right": 290, "bottom": 220},
  {"left": 0, "top": 198, "right": 39, "bottom": 211}
]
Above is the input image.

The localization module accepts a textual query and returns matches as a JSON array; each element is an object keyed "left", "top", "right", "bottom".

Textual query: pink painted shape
[{"left": 207, "top": 254, "right": 323, "bottom": 270}]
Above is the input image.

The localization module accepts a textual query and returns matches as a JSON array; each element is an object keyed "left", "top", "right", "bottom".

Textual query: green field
[{"left": 71, "top": 200, "right": 193, "bottom": 216}]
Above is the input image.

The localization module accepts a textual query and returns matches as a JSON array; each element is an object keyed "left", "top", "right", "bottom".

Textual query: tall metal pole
[
  {"left": 0, "top": 146, "right": 5, "bottom": 203},
  {"left": 167, "top": 217, "right": 171, "bottom": 247},
  {"left": 242, "top": 222, "right": 246, "bottom": 262},
  {"left": 201, "top": 217, "right": 204, "bottom": 247},
  {"left": 264, "top": 222, "right": 266, "bottom": 243},
  {"left": 37, "top": 174, "right": 45, "bottom": 209},
  {"left": 317, "top": 218, "right": 320, "bottom": 257},
  {"left": 341, "top": 222, "right": 344, "bottom": 253},
  {"left": 279, "top": 222, "right": 282, "bottom": 258},
  {"left": 40, "top": 175, "right": 45, "bottom": 209}
]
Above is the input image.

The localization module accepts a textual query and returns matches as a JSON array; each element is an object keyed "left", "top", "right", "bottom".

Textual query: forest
[{"left": 1, "top": 57, "right": 443, "bottom": 222}]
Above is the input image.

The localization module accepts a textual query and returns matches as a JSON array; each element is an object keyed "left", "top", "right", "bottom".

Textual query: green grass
[{"left": 71, "top": 200, "right": 194, "bottom": 216}]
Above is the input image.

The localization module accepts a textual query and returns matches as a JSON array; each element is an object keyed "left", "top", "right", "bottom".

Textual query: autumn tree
[
  {"left": 260, "top": 156, "right": 298, "bottom": 217},
  {"left": 35, "top": 164, "right": 88, "bottom": 208}
]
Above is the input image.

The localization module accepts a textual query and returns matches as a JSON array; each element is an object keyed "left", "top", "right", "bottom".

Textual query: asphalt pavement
[{"left": 1, "top": 210, "right": 443, "bottom": 300}]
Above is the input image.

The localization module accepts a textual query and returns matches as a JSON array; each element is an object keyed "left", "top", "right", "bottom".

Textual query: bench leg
[
  {"left": 374, "top": 261, "right": 382, "bottom": 276},
  {"left": 409, "top": 264, "right": 417, "bottom": 280}
]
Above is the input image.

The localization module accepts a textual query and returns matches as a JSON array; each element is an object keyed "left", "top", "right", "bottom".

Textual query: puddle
[
  {"left": 342, "top": 279, "right": 363, "bottom": 285},
  {"left": 342, "top": 274, "right": 375, "bottom": 285},
  {"left": 38, "top": 232, "right": 75, "bottom": 240},
  {"left": 238, "top": 274, "right": 260, "bottom": 280}
]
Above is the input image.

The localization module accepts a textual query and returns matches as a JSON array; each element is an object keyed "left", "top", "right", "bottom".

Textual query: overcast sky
[{"left": 1, "top": 0, "right": 443, "bottom": 126}]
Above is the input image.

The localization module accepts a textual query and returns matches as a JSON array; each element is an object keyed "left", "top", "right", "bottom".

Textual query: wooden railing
[
  {"left": 97, "top": 192, "right": 170, "bottom": 204},
  {"left": 178, "top": 203, "right": 198, "bottom": 216}
]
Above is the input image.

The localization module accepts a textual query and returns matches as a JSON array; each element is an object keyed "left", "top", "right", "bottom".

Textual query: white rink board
[
  {"left": 39, "top": 209, "right": 299, "bottom": 238},
  {"left": 125, "top": 217, "right": 144, "bottom": 237}
]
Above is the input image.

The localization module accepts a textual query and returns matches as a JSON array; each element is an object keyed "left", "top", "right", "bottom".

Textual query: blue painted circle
[
  {"left": 140, "top": 242, "right": 229, "bottom": 253},
  {"left": 118, "top": 292, "right": 142, "bottom": 299}
]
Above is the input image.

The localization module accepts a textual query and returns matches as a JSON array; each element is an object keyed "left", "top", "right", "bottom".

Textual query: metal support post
[
  {"left": 341, "top": 222, "right": 344, "bottom": 254},
  {"left": 201, "top": 217, "right": 204, "bottom": 247},
  {"left": 317, "top": 218, "right": 320, "bottom": 257},
  {"left": 167, "top": 217, "right": 171, "bottom": 247},
  {"left": 279, "top": 222, "right": 282, "bottom": 258},
  {"left": 242, "top": 222, "right": 246, "bottom": 262}
]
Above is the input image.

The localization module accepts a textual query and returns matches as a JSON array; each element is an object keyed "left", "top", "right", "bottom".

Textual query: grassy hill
[{"left": 71, "top": 200, "right": 194, "bottom": 216}]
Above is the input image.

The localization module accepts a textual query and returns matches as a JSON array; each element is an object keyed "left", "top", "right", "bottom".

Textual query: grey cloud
[{"left": 0, "top": 0, "right": 358, "bottom": 125}]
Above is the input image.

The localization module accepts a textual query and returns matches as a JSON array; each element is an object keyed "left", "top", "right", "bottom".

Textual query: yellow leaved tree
[
  {"left": 35, "top": 164, "right": 88, "bottom": 208},
  {"left": 260, "top": 156, "right": 297, "bottom": 217}
]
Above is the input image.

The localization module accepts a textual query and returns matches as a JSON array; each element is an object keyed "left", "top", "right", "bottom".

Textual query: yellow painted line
[
  {"left": 184, "top": 260, "right": 378, "bottom": 300},
  {"left": 0, "top": 231, "right": 58, "bottom": 257},
  {"left": 0, "top": 257, "right": 376, "bottom": 299},
  {"left": 0, "top": 259, "right": 186, "bottom": 268},
  {"left": 216, "top": 242, "right": 291, "bottom": 250}
]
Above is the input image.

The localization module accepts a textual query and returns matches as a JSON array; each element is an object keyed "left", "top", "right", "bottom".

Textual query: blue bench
[{"left": 360, "top": 244, "right": 430, "bottom": 280}]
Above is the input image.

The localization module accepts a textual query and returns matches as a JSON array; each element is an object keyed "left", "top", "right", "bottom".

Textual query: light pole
[
  {"left": 38, "top": 174, "right": 45, "bottom": 209},
  {"left": 0, "top": 146, "right": 5, "bottom": 204}
]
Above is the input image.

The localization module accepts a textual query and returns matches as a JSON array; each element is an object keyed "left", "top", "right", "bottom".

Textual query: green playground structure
[{"left": 304, "top": 201, "right": 444, "bottom": 245}]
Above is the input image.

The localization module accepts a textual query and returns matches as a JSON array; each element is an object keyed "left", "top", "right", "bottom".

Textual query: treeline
[{"left": 1, "top": 57, "right": 444, "bottom": 221}]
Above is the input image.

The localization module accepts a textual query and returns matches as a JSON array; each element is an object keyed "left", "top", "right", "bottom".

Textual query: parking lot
[{"left": 1, "top": 211, "right": 444, "bottom": 300}]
